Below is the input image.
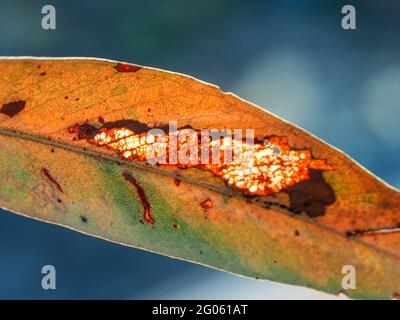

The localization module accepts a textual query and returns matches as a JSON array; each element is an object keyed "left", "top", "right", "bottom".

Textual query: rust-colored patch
[
  {"left": 41, "top": 167, "right": 63, "bottom": 193},
  {"left": 174, "top": 178, "right": 181, "bottom": 186},
  {"left": 200, "top": 198, "right": 213, "bottom": 209},
  {"left": 391, "top": 292, "right": 400, "bottom": 300},
  {"left": 122, "top": 171, "right": 155, "bottom": 224},
  {"left": 114, "top": 63, "right": 142, "bottom": 73},
  {"left": 1, "top": 100, "right": 26, "bottom": 117},
  {"left": 69, "top": 120, "right": 335, "bottom": 216}
]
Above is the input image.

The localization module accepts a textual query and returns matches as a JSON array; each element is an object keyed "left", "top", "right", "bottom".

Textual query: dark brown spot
[
  {"left": 1, "top": 100, "right": 26, "bottom": 117},
  {"left": 102, "top": 119, "right": 154, "bottom": 134},
  {"left": 294, "top": 230, "right": 300, "bottom": 236},
  {"left": 122, "top": 171, "right": 155, "bottom": 224},
  {"left": 346, "top": 229, "right": 362, "bottom": 237},
  {"left": 65, "top": 96, "right": 68, "bottom": 99},
  {"left": 80, "top": 215, "right": 88, "bottom": 223},
  {"left": 147, "top": 108, "right": 151, "bottom": 112},
  {"left": 174, "top": 179, "right": 181, "bottom": 187},
  {"left": 200, "top": 198, "right": 213, "bottom": 209},
  {"left": 40, "top": 72, "right": 46, "bottom": 76},
  {"left": 68, "top": 119, "right": 176, "bottom": 142},
  {"left": 57, "top": 198, "right": 62, "bottom": 203},
  {"left": 284, "top": 170, "right": 335, "bottom": 217},
  {"left": 41, "top": 167, "right": 63, "bottom": 193},
  {"left": 172, "top": 223, "right": 179, "bottom": 229},
  {"left": 68, "top": 122, "right": 99, "bottom": 140},
  {"left": 114, "top": 63, "right": 142, "bottom": 73}
]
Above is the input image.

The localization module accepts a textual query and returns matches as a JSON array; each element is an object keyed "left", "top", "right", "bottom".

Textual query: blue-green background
[{"left": 0, "top": 0, "right": 399, "bottom": 299}]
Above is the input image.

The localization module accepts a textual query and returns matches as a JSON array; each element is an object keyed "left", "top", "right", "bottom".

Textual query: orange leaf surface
[{"left": 0, "top": 57, "right": 399, "bottom": 299}]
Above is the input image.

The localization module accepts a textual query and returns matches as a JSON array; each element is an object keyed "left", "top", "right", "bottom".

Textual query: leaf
[{"left": 0, "top": 57, "right": 399, "bottom": 299}]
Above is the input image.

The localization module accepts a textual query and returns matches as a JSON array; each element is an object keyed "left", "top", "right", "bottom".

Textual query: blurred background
[{"left": 0, "top": 0, "right": 399, "bottom": 299}]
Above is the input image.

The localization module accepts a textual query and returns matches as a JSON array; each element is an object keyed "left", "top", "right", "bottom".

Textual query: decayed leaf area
[{"left": 0, "top": 59, "right": 399, "bottom": 299}]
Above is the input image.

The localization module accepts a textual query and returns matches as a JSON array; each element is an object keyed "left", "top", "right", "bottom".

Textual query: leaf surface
[{"left": 0, "top": 58, "right": 399, "bottom": 299}]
